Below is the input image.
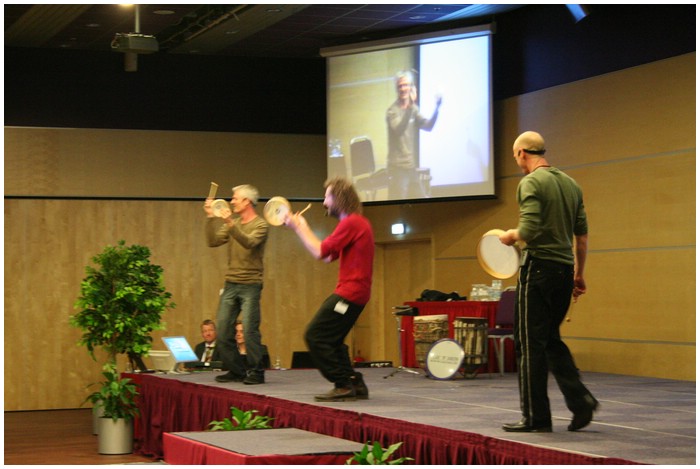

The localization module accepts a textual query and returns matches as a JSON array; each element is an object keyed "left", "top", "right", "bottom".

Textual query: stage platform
[
  {"left": 131, "top": 368, "right": 695, "bottom": 465},
  {"left": 163, "top": 428, "right": 363, "bottom": 465}
]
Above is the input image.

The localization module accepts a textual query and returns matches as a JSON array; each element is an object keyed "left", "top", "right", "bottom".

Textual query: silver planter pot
[
  {"left": 97, "top": 417, "right": 134, "bottom": 454},
  {"left": 92, "top": 402, "right": 104, "bottom": 435}
]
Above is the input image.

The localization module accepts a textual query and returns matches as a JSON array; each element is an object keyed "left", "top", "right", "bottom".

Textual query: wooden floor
[{"left": 4, "top": 409, "right": 160, "bottom": 465}]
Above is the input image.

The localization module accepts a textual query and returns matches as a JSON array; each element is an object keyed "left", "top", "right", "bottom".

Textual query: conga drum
[
  {"left": 453, "top": 317, "right": 488, "bottom": 378},
  {"left": 412, "top": 314, "right": 449, "bottom": 370}
]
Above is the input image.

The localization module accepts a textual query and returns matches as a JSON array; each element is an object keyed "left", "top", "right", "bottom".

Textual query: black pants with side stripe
[{"left": 514, "top": 256, "right": 595, "bottom": 426}]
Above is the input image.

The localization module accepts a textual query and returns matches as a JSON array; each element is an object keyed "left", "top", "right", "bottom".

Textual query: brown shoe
[
  {"left": 351, "top": 372, "right": 369, "bottom": 400},
  {"left": 314, "top": 387, "right": 356, "bottom": 402}
]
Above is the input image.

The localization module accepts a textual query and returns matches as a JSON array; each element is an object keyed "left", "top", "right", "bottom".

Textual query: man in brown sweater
[{"left": 204, "top": 184, "right": 268, "bottom": 385}]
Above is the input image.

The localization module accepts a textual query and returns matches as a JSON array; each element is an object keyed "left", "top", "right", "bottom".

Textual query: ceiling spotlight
[{"left": 566, "top": 4, "right": 590, "bottom": 23}]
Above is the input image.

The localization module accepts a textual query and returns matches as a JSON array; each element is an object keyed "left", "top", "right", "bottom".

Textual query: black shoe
[
  {"left": 568, "top": 395, "right": 599, "bottom": 431},
  {"left": 314, "top": 387, "right": 356, "bottom": 402},
  {"left": 243, "top": 372, "right": 265, "bottom": 385},
  {"left": 215, "top": 372, "right": 245, "bottom": 383},
  {"left": 351, "top": 372, "right": 369, "bottom": 400},
  {"left": 502, "top": 420, "right": 553, "bottom": 433}
]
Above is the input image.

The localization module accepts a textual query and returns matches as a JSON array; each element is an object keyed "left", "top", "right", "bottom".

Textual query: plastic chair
[{"left": 487, "top": 289, "right": 516, "bottom": 376}]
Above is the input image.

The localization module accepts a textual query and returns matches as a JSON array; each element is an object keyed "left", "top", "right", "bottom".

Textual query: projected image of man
[{"left": 386, "top": 69, "right": 442, "bottom": 199}]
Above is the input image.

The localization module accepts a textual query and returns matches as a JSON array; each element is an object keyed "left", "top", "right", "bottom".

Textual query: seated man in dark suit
[{"left": 193, "top": 319, "right": 222, "bottom": 364}]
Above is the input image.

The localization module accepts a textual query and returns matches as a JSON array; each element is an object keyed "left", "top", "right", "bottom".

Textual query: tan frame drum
[
  {"left": 211, "top": 199, "right": 231, "bottom": 218},
  {"left": 476, "top": 229, "right": 521, "bottom": 279},
  {"left": 264, "top": 197, "right": 311, "bottom": 226}
]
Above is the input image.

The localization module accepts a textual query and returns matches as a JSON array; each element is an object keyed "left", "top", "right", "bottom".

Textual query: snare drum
[{"left": 425, "top": 339, "right": 465, "bottom": 380}]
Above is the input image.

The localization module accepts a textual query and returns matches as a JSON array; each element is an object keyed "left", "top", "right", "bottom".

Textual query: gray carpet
[{"left": 163, "top": 367, "right": 695, "bottom": 465}]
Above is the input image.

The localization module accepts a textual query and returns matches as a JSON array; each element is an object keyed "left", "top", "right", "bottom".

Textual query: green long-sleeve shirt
[{"left": 516, "top": 167, "right": 587, "bottom": 265}]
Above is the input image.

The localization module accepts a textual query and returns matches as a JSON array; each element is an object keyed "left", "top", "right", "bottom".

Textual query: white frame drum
[{"left": 476, "top": 229, "right": 521, "bottom": 279}]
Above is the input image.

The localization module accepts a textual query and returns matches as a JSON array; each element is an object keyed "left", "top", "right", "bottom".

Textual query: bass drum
[{"left": 425, "top": 339, "right": 465, "bottom": 380}]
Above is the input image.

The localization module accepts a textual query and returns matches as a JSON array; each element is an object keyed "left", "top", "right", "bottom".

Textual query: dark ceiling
[{"left": 4, "top": 4, "right": 525, "bottom": 58}]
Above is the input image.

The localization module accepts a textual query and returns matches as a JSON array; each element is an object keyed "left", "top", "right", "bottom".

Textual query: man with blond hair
[{"left": 284, "top": 177, "right": 374, "bottom": 402}]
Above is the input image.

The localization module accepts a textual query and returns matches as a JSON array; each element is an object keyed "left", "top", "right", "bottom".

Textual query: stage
[{"left": 131, "top": 368, "right": 695, "bottom": 465}]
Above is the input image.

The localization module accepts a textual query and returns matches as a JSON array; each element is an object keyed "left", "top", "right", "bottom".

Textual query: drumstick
[
  {"left": 208, "top": 182, "right": 218, "bottom": 199},
  {"left": 298, "top": 203, "right": 311, "bottom": 216},
  {"left": 566, "top": 298, "right": 576, "bottom": 322}
]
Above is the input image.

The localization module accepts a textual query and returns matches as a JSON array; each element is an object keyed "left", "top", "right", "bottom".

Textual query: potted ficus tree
[
  {"left": 84, "top": 363, "right": 141, "bottom": 454},
  {"left": 70, "top": 240, "right": 175, "bottom": 454}
]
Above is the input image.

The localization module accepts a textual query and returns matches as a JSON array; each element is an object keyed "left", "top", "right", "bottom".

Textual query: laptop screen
[{"left": 162, "top": 336, "right": 199, "bottom": 363}]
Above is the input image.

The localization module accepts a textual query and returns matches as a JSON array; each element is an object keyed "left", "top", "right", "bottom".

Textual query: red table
[{"left": 400, "top": 301, "right": 515, "bottom": 373}]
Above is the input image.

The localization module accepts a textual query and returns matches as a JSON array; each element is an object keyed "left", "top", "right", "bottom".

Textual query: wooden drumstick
[
  {"left": 208, "top": 182, "right": 218, "bottom": 199},
  {"left": 298, "top": 203, "right": 311, "bottom": 216},
  {"left": 566, "top": 298, "right": 576, "bottom": 322}
]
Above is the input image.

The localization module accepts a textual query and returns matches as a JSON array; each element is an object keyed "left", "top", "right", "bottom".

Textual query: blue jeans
[{"left": 215, "top": 282, "right": 264, "bottom": 377}]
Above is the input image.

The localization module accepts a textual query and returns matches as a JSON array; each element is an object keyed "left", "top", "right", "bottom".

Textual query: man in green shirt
[{"left": 499, "top": 131, "right": 598, "bottom": 433}]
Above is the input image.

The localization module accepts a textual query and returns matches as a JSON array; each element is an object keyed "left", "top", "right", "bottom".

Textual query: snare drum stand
[{"left": 384, "top": 306, "right": 422, "bottom": 378}]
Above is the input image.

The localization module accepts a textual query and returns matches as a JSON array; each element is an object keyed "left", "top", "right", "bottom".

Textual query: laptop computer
[
  {"left": 162, "top": 336, "right": 199, "bottom": 364},
  {"left": 161, "top": 336, "right": 224, "bottom": 371}
]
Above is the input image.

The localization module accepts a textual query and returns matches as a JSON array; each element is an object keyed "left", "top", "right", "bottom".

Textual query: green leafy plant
[
  {"left": 71, "top": 241, "right": 174, "bottom": 424},
  {"left": 208, "top": 406, "right": 275, "bottom": 431},
  {"left": 345, "top": 441, "right": 413, "bottom": 465},
  {"left": 84, "top": 363, "right": 140, "bottom": 421},
  {"left": 70, "top": 240, "right": 175, "bottom": 366}
]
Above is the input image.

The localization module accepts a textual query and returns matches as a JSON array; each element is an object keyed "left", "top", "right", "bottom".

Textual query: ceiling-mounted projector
[{"left": 111, "top": 33, "right": 159, "bottom": 54}]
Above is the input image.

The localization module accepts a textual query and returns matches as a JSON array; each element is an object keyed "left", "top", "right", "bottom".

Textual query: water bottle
[
  {"left": 491, "top": 280, "right": 503, "bottom": 300},
  {"left": 469, "top": 286, "right": 479, "bottom": 301}
]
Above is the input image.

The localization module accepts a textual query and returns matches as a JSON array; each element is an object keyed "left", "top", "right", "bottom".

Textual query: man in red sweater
[{"left": 285, "top": 177, "right": 375, "bottom": 402}]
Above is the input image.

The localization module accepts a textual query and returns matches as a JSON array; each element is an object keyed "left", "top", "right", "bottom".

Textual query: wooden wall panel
[
  {"left": 4, "top": 129, "right": 326, "bottom": 199},
  {"left": 495, "top": 54, "right": 695, "bottom": 169},
  {"left": 369, "top": 240, "right": 433, "bottom": 365},
  {"left": 4, "top": 53, "right": 695, "bottom": 410},
  {"left": 566, "top": 340, "right": 695, "bottom": 380}
]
